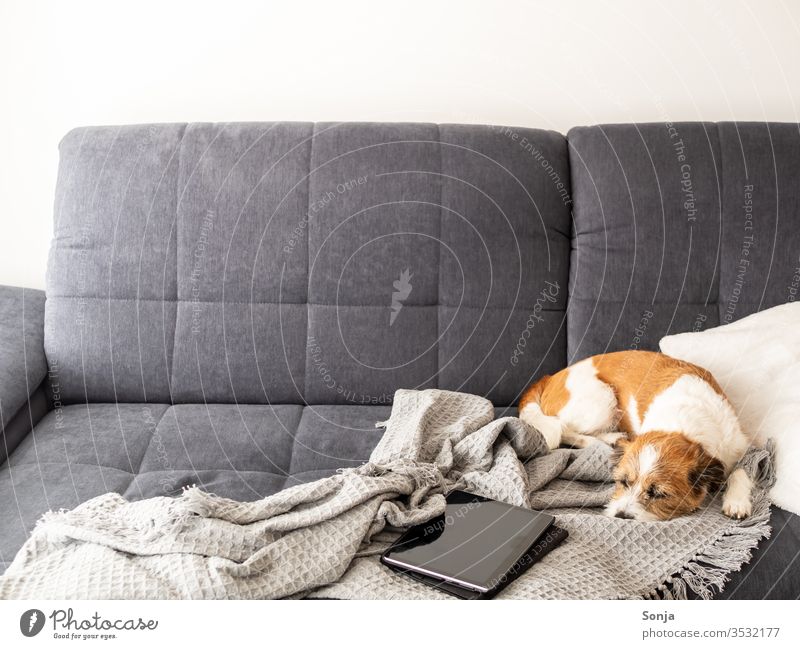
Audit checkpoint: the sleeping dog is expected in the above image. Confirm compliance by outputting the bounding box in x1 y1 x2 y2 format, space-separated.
518 350 754 521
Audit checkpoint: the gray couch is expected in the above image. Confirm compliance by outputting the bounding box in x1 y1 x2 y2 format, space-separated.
1 122 798 598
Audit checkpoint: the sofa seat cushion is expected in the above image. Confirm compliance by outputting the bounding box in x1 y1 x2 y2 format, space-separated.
6 402 790 598
0 402 397 572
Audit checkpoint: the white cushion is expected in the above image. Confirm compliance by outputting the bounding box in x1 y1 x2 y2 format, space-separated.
659 302 800 514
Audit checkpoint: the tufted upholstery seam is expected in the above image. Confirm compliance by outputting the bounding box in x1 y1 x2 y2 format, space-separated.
436 124 443 389
122 405 172 498
168 124 189 401
302 124 315 403
46 123 574 406
568 297 720 305
126 467 312 480
714 121 725 325
46 295 568 310
282 468 344 488
47 296 307 304
279 407 304 488
8 461 136 475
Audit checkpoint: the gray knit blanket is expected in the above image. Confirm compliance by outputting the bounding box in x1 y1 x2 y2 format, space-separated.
0 389 773 600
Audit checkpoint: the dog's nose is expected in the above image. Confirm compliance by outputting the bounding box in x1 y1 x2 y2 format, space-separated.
614 511 634 520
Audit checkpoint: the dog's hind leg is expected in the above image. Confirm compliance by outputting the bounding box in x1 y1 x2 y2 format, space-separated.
556 360 620 445
561 430 604 448
519 401 564 450
519 358 621 450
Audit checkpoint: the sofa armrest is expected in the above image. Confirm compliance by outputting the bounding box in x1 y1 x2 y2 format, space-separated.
0 285 48 463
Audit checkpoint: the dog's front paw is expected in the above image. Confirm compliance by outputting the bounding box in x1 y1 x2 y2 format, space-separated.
722 496 752 520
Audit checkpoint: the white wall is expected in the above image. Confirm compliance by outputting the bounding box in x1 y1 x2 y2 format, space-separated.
2 0 799 289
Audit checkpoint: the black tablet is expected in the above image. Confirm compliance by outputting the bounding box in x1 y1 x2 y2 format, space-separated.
381 491 559 595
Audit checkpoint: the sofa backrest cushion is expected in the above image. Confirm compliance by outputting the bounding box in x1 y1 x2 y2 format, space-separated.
46 122 571 406
566 122 800 362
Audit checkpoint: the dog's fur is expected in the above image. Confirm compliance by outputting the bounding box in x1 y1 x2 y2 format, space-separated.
518 350 754 521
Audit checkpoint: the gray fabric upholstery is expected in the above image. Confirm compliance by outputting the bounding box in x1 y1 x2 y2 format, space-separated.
697 506 800 600
0 399 517 574
47 123 570 408
567 122 800 361
0 404 152 570
2 121 798 597
0 386 49 468
46 124 184 404
0 402 391 570
564 122 800 599
0 286 47 461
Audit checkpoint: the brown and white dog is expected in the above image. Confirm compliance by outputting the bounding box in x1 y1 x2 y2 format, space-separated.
518 350 753 521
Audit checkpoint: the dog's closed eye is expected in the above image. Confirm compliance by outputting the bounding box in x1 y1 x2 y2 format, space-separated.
646 486 667 499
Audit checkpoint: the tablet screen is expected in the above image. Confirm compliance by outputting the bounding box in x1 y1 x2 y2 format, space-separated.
383 491 554 591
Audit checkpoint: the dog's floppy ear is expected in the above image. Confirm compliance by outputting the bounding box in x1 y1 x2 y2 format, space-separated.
691 455 726 493
609 437 630 466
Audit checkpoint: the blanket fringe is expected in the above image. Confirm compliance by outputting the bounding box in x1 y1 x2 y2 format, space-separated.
34 486 203 544
180 484 223 518
647 441 775 600
349 459 446 492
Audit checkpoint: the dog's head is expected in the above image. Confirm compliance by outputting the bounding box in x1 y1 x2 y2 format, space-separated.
605 431 725 521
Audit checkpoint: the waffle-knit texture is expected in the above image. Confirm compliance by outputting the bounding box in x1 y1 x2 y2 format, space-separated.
0 389 772 599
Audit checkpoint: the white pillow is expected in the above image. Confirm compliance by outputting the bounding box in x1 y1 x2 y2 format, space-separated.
659 302 800 515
